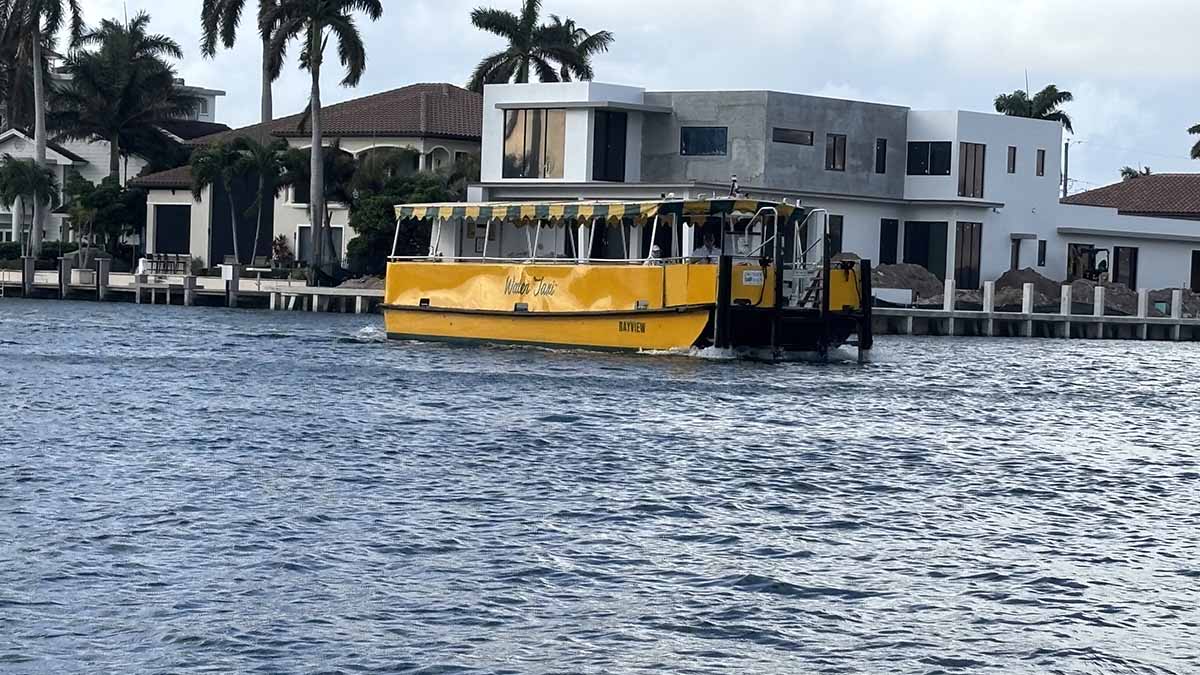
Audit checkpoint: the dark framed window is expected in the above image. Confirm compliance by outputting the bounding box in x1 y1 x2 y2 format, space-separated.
1007 146 1017 174
875 139 887 174
879 218 898 265
958 142 986 198
825 133 846 171
903 221 949 280
1037 240 1047 267
954 221 982 290
503 108 566 178
680 127 727 156
906 141 952 176
772 127 813 146
827 215 844 255
1113 246 1139 289
1036 148 1046 177
592 110 627 182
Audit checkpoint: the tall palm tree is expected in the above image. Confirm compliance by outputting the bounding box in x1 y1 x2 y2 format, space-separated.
51 11 197 178
466 0 588 92
191 140 252 264
0 4 53 132
200 0 282 123
262 0 383 281
544 13 612 82
232 136 287 262
8 0 82 254
1189 124 1200 160
0 152 58 256
994 84 1074 133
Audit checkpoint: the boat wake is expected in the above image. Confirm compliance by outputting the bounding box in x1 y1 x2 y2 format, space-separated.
341 325 388 344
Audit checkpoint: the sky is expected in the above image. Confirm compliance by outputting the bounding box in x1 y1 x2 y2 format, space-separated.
83 0 1200 193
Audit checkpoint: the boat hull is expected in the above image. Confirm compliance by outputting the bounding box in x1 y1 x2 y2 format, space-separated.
383 306 712 352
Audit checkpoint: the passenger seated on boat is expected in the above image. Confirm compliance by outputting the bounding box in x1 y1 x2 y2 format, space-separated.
643 244 664 266
691 231 722 263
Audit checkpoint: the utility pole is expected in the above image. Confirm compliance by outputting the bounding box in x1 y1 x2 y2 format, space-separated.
1062 140 1069 198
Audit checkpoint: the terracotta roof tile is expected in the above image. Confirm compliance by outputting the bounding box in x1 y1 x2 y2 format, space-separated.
1062 174 1200 217
129 165 192 189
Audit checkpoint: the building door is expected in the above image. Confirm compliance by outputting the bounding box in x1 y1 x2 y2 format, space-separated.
879 219 898 265
954 222 982 290
1010 239 1021 271
1112 246 1139 289
1192 251 1200 292
154 205 191 254
903 221 948 280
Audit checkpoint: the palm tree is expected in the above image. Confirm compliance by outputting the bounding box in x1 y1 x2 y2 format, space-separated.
0 4 53 132
1120 165 1151 181
232 136 287 263
0 152 58 256
466 0 588 92
1189 124 1200 160
200 0 282 123
544 13 612 82
51 11 197 178
262 0 383 281
8 0 82 254
191 140 252 264
994 84 1074 133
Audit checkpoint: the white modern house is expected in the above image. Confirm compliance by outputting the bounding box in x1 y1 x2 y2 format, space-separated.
471 81 1200 293
133 83 482 266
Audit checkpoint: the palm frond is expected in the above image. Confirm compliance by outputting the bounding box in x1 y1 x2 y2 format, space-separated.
470 7 521 39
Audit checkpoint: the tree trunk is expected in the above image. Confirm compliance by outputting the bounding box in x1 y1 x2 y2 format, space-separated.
251 174 266 264
109 134 121 179
261 37 273 123
308 24 325 282
228 184 242 265
30 33 46 255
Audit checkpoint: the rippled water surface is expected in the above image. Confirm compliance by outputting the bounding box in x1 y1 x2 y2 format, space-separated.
2 299 1198 674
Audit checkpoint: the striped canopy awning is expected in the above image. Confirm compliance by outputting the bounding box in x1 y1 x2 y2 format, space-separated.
394 198 802 226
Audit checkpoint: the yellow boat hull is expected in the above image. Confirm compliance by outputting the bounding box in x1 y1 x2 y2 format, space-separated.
383 306 712 352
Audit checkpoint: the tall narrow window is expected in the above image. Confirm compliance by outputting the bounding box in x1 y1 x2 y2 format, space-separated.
874 139 887 174
592 110 628 182
827 215 844 254
1007 146 1017 174
502 108 566 178
1036 148 1046 177
958 142 986 198
680 127 727 156
906 141 952 176
1037 240 1047 267
954 222 982 290
825 133 846 171
1113 246 1139 289
879 219 899 265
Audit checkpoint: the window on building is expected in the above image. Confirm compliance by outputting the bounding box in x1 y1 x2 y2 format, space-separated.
1036 148 1046 177
1037 239 1047 267
503 108 566 178
592 110 628 182
875 139 887 174
903 221 949 280
772 128 813 146
1113 246 1139 289
879 218 898 265
200 98 208 115
906 141 952 176
680 127 728 156
954 222 983 290
1007 146 1017 174
958 142 986 198
825 133 846 171
826 215 844 255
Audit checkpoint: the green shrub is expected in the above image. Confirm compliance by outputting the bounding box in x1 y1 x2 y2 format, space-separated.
0 242 19 259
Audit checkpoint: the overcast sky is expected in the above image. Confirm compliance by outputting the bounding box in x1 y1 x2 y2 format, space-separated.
84 0 1200 193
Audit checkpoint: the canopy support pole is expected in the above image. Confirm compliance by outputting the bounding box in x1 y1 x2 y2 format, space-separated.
481 219 491 260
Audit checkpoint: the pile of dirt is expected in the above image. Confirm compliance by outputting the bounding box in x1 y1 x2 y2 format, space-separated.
338 276 385 290
872 263 943 299
996 268 1061 300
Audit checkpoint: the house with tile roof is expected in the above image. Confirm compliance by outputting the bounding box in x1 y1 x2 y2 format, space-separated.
130 83 482 267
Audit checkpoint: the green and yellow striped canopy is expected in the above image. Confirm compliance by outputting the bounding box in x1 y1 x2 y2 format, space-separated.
394 198 802 226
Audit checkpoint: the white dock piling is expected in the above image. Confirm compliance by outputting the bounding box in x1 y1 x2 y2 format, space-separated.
1022 283 1034 336
1060 285 1072 338
983 281 995 336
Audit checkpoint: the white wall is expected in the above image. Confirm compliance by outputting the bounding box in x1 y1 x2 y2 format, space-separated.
145 186 211 265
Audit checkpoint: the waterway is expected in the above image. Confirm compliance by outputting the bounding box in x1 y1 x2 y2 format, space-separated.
1 299 1197 673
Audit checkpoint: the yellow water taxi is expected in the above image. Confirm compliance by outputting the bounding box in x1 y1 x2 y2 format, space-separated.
383 198 873 359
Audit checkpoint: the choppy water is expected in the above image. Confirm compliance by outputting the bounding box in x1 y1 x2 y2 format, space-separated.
1 299 1198 674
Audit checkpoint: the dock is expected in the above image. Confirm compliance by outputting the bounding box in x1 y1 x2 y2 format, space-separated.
875 279 1200 341
0 260 383 314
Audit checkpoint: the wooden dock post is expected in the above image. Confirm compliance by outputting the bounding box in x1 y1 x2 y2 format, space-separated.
97 258 110 301
982 281 995 337
1092 286 1105 338
135 274 146 304
21 256 34 297
1022 283 1034 337
1060 285 1072 338
183 276 197 306
1137 289 1149 340
1172 289 1184 340
222 264 241 308
58 257 72 298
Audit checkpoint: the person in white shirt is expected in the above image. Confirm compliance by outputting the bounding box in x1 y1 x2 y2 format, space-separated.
691 231 722 262
643 244 664 266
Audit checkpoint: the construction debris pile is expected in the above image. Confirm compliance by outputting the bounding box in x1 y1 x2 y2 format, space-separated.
873 264 1200 317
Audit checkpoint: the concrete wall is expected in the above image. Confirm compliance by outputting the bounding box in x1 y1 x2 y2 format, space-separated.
146 186 211 264
641 91 769 186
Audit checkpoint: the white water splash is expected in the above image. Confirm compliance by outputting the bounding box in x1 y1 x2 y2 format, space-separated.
349 325 387 343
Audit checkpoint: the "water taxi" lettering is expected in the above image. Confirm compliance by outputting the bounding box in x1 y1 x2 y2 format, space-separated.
504 276 557 297
618 320 646 334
